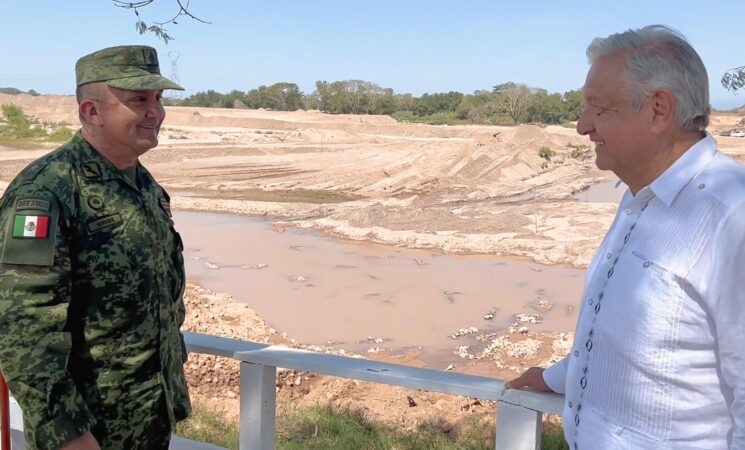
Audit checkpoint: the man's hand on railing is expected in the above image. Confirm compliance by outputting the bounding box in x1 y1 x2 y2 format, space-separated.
505 367 553 392
58 431 101 450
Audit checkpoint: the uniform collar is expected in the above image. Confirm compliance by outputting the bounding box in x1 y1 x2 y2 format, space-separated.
70 132 141 189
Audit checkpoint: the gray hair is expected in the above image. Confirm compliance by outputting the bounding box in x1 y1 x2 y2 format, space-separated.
586 25 709 132
76 82 105 125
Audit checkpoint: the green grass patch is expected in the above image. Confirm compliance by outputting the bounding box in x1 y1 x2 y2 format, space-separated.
175 404 568 450
0 136 49 149
48 127 75 142
0 104 76 146
390 111 466 126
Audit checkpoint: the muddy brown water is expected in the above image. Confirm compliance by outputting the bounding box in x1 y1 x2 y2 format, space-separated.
575 175 626 203
175 212 584 360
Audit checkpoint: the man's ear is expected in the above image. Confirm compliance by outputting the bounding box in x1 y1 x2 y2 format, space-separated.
650 89 676 134
79 99 101 126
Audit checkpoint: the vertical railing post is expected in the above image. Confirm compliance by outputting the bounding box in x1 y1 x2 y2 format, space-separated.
495 401 542 450
240 361 276 450
0 372 9 450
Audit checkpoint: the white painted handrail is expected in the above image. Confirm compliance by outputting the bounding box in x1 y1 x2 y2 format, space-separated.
3 332 565 449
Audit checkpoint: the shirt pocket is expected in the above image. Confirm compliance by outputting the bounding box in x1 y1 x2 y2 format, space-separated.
586 249 684 442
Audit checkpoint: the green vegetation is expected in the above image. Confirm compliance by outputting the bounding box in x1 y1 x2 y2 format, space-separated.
0 104 74 146
175 405 568 450
0 104 46 139
172 79 585 126
48 126 75 142
566 142 592 160
538 146 554 160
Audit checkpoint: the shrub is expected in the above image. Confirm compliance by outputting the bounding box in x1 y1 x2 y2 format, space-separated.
538 146 553 160
390 110 417 123
567 142 592 160
0 104 47 138
48 127 75 142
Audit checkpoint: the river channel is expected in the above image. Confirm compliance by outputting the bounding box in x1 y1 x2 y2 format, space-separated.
175 212 586 358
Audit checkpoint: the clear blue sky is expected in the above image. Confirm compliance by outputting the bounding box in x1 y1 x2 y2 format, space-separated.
2 1 744 108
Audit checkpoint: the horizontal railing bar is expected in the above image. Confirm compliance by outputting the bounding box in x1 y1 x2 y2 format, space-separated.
500 387 564 415
236 346 506 401
184 331 269 358
182 333 565 415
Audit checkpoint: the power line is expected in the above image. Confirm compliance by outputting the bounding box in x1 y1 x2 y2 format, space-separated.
168 51 183 99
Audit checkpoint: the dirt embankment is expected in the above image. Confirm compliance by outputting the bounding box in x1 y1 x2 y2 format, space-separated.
0 93 622 267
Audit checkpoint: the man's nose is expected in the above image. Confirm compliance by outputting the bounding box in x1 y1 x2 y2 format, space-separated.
144 101 163 119
576 109 593 136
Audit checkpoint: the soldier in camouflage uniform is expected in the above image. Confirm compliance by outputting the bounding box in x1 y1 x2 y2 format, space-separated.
0 46 190 450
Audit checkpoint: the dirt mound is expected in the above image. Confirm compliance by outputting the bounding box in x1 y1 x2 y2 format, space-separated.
0 93 77 124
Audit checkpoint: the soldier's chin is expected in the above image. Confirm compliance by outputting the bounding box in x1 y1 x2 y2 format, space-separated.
135 137 159 153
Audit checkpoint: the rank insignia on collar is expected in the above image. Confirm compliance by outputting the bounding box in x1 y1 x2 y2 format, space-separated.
82 162 102 179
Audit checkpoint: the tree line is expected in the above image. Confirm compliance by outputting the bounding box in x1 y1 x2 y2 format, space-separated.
175 81 585 126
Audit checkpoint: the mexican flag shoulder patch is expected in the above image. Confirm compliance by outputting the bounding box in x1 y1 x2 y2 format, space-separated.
12 215 50 239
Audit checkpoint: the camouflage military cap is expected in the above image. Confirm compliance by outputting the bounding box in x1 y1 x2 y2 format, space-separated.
75 45 184 91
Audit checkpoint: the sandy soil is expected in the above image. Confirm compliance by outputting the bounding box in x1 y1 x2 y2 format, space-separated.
2 93 744 267
1 93 744 431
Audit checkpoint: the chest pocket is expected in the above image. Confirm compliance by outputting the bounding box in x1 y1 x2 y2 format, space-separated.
584 249 684 442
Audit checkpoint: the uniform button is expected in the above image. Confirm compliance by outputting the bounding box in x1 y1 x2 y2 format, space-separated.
606 253 612 260
624 208 632 215
574 350 579 357
698 183 706 189
643 261 651 268
568 401 573 408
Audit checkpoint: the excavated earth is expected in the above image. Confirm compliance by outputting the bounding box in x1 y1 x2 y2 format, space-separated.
2 93 744 434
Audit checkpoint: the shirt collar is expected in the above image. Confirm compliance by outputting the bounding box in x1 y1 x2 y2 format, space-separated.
69 132 142 190
647 133 717 207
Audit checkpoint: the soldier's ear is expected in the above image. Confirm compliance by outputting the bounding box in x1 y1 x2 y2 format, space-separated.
79 99 102 126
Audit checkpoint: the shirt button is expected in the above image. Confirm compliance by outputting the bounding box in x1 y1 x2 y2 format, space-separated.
588 298 594 305
606 253 612 260
574 350 579 357
568 401 573 408
698 183 706 189
643 261 651 268
624 208 632 215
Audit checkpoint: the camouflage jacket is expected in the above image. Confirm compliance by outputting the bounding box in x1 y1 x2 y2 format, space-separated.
0 133 190 450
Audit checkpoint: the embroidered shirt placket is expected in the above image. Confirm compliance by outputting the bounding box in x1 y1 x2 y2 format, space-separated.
572 200 650 450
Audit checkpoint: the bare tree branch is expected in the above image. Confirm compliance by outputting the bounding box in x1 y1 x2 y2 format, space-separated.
722 66 745 93
495 83 533 125
112 0 210 43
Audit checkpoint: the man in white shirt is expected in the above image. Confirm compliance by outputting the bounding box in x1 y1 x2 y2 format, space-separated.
506 25 745 449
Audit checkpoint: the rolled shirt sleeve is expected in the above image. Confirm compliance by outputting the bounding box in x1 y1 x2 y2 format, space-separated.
542 357 568 394
0 187 95 450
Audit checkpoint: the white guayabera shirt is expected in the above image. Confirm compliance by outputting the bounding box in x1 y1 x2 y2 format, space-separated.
543 135 745 450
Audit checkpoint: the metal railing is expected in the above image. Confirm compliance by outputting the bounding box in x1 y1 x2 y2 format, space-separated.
0 332 565 450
